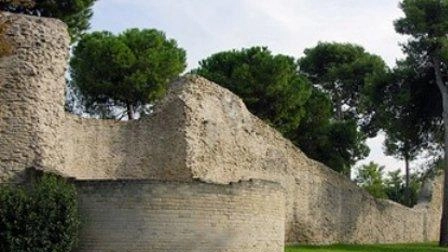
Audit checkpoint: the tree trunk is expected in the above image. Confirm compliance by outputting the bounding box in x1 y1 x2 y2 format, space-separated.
126 102 134 120
404 155 410 206
334 96 351 178
333 92 351 178
335 96 343 121
439 91 448 246
433 56 448 246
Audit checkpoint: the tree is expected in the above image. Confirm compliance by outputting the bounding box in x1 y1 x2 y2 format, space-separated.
373 62 431 205
0 0 97 42
70 29 187 119
194 47 312 134
299 42 388 128
365 55 443 205
394 0 448 245
355 162 388 199
298 42 386 176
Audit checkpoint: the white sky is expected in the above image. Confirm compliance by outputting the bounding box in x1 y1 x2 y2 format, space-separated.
90 0 420 175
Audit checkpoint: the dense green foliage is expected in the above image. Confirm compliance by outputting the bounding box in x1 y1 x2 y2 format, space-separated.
285 243 448 252
296 42 387 175
194 47 311 134
380 65 431 161
290 89 335 167
395 0 448 39
70 29 187 119
299 42 388 129
0 0 97 42
299 42 387 176
0 174 79 251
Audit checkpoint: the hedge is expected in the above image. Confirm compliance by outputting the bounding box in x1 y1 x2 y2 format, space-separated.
0 174 79 251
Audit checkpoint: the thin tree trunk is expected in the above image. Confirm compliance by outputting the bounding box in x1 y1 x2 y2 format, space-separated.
335 96 343 121
336 104 343 121
335 102 348 177
126 102 134 120
433 56 448 246
334 95 351 178
404 155 410 206
440 93 448 246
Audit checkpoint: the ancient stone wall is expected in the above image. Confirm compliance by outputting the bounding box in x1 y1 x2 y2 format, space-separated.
415 175 443 241
75 179 285 252
173 76 443 244
0 12 69 183
62 100 190 181
60 76 443 245
0 12 443 247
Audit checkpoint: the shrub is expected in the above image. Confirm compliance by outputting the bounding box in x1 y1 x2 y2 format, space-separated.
0 174 79 251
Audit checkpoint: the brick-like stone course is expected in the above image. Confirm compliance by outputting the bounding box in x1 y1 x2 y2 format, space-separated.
75 179 285 252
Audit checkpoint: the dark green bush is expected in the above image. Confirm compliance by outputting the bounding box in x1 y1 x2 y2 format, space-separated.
0 174 79 251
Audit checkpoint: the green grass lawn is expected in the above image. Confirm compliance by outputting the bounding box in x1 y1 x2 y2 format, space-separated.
285 243 448 252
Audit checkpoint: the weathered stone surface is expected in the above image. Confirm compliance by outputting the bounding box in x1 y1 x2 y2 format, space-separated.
57 77 447 245
75 179 285 252
0 12 443 247
0 12 69 183
62 95 190 181
60 76 443 244
165 76 443 244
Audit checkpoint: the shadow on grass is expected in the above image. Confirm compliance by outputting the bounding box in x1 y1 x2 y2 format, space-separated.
286 243 448 252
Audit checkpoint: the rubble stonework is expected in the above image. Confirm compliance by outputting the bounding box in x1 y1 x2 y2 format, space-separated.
0 12 69 182
0 12 443 249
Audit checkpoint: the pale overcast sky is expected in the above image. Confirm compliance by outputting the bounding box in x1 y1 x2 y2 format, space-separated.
90 0 419 175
